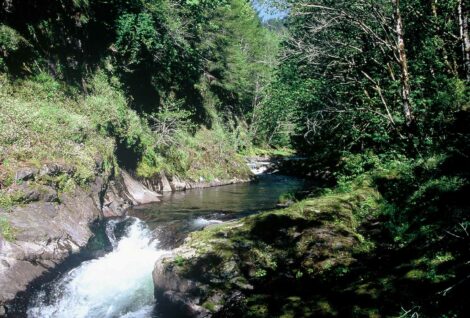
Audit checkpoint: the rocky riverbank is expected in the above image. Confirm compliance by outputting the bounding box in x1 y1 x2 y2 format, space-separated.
0 162 251 316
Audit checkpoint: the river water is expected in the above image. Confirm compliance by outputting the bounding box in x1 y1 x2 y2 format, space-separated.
11 174 304 318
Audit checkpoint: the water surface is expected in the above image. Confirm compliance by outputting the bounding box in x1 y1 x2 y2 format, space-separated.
15 174 304 318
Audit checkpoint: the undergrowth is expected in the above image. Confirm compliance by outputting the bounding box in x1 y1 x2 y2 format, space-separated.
0 71 251 195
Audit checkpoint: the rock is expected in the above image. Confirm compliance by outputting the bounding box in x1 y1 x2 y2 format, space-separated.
153 240 245 317
0 305 6 316
38 163 74 177
158 290 209 318
101 179 132 217
121 171 161 205
1 165 250 310
153 253 210 318
14 167 38 182
151 186 379 316
160 173 173 192
14 184 58 203
0 174 132 307
170 176 188 191
41 188 59 202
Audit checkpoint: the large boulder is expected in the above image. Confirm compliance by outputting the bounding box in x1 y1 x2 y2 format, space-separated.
121 171 161 205
152 187 381 317
0 183 103 309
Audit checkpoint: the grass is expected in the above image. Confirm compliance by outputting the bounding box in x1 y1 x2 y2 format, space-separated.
168 127 250 181
0 71 253 211
0 73 116 186
0 189 25 210
240 145 296 158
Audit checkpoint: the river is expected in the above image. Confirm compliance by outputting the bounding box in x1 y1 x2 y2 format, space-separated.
9 174 304 318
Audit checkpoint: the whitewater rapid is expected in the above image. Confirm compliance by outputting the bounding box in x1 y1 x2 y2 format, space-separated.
27 218 167 318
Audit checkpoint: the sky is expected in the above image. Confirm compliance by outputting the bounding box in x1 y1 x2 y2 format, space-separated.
252 1 287 22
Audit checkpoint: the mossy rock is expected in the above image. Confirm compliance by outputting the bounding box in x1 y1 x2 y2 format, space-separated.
153 185 382 317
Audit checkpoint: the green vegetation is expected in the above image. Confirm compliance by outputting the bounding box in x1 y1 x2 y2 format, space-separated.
0 0 272 193
159 0 467 316
167 182 382 316
0 217 16 241
252 1 468 315
0 189 25 211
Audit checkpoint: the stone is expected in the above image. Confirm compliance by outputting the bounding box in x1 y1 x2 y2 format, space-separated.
121 171 161 205
1 166 249 310
170 176 188 191
160 173 173 192
0 174 132 307
14 167 38 182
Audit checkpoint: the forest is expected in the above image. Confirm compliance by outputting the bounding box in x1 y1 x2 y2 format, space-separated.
0 0 469 317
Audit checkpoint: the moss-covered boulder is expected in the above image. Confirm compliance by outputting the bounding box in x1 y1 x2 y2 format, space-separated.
152 186 381 317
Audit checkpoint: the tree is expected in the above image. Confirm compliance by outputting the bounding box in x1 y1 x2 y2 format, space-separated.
392 0 414 130
259 0 466 158
458 0 470 80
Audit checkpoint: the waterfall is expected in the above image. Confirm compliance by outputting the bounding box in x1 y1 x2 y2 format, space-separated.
27 219 167 318
105 219 121 249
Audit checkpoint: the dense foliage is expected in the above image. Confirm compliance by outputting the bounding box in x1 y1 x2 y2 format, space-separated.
0 0 279 176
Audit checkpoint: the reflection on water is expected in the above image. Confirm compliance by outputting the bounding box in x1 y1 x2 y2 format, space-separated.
130 174 304 226
129 174 304 248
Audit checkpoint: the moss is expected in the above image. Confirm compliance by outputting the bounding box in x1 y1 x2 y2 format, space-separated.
0 189 26 210
247 303 269 317
174 255 186 267
405 269 427 280
0 217 17 241
166 183 383 316
202 301 216 312
316 300 337 316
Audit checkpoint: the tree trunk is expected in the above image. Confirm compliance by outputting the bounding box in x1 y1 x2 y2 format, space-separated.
392 0 414 130
432 0 458 76
458 0 470 81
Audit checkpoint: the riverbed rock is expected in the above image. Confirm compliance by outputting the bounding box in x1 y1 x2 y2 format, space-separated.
0 183 103 307
143 173 253 194
14 167 38 182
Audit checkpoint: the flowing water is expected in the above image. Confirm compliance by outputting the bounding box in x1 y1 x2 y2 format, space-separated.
27 219 165 318
12 174 305 318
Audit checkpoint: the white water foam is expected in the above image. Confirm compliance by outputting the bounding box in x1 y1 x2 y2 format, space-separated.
247 161 271 175
27 219 167 318
192 217 223 229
